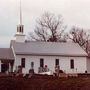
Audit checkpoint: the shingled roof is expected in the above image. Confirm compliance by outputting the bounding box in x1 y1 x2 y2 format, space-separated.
0 48 14 60
11 41 88 57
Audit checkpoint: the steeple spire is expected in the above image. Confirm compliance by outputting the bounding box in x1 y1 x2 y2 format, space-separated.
20 0 22 25
17 0 24 34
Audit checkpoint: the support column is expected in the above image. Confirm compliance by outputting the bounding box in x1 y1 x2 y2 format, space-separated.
9 63 11 73
0 60 1 72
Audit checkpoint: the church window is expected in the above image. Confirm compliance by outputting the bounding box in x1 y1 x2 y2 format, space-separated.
55 59 59 66
70 59 74 69
21 58 25 68
40 58 44 67
31 62 34 69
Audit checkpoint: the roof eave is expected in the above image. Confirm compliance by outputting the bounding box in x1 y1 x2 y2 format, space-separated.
16 53 88 57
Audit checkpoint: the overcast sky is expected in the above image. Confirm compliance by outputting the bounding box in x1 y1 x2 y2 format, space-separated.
0 0 90 47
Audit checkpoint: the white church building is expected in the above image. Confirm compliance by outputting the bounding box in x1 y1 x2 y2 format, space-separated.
0 1 89 74
0 23 89 74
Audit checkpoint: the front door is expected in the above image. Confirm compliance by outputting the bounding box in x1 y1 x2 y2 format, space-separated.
1 63 9 73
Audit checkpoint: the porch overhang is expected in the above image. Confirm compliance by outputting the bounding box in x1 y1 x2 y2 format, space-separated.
0 59 14 63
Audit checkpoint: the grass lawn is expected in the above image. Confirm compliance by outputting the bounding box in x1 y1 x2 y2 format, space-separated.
0 75 90 90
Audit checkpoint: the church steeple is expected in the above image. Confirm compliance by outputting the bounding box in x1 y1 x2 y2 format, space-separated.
17 0 24 34
15 0 25 42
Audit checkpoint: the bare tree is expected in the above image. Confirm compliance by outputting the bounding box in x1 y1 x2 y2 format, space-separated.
28 12 66 42
68 26 90 53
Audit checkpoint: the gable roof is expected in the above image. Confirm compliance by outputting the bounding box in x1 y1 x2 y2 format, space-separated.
0 48 14 60
11 41 88 57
